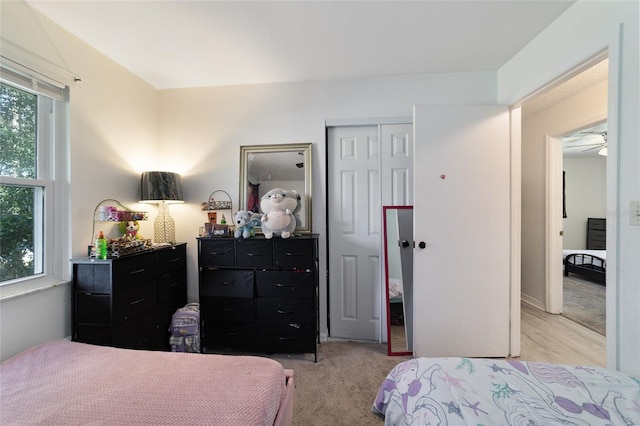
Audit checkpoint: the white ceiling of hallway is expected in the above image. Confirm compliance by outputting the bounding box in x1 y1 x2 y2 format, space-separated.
25 0 575 90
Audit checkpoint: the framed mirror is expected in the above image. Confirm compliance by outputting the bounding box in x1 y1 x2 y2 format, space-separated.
383 206 413 356
239 143 313 234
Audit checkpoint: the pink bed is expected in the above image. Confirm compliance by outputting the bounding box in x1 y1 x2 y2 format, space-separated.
0 341 294 425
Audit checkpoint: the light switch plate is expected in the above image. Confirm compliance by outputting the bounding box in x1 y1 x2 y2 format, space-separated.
631 200 640 226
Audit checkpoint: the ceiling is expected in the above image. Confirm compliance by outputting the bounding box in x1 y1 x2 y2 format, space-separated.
26 1 604 157
25 0 575 90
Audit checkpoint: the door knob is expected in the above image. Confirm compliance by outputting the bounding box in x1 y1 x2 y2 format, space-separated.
401 240 410 248
418 241 426 249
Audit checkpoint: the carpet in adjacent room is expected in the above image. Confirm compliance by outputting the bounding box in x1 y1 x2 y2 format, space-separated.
562 276 605 336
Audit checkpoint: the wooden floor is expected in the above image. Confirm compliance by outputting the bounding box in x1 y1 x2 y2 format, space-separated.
518 302 606 366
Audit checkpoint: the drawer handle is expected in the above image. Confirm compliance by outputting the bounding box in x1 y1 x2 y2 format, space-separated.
167 258 180 263
209 249 231 255
283 252 302 257
277 309 294 315
130 298 145 305
222 308 236 312
221 281 233 286
168 281 182 288
129 268 145 275
276 283 293 288
277 336 295 341
246 252 262 257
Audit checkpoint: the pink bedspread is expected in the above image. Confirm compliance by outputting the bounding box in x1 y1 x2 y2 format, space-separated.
0 341 293 425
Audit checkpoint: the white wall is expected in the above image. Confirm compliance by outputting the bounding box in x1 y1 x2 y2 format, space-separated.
500 0 640 375
563 156 607 249
1 1 159 360
157 72 498 339
520 79 607 305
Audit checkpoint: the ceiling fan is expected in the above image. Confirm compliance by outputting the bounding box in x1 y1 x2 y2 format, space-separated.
579 131 607 154
563 131 607 155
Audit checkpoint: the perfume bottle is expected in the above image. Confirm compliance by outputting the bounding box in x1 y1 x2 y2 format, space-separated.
95 231 108 260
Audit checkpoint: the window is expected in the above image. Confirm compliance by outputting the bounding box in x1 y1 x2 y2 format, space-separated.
0 67 69 290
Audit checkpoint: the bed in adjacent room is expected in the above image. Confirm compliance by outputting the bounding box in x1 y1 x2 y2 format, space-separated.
0 341 294 426
563 249 606 284
373 357 640 425
388 277 404 324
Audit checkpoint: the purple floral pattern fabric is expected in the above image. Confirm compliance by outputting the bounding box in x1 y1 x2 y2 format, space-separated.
373 357 640 425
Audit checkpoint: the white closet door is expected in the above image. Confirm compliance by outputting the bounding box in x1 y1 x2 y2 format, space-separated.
328 123 413 341
328 125 380 340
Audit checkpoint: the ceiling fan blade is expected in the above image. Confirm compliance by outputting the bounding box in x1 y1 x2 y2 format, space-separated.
572 142 604 148
583 144 605 152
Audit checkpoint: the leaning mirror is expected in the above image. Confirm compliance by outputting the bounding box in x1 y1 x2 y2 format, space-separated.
383 206 413 356
239 143 313 234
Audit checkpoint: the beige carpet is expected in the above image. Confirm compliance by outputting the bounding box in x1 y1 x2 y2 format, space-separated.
562 276 606 335
268 341 410 425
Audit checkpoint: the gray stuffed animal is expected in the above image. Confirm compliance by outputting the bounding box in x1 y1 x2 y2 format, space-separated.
260 188 300 239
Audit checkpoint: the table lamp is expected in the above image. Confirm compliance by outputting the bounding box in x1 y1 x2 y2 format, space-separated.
140 171 184 244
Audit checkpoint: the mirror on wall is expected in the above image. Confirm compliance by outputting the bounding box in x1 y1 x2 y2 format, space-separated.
239 143 313 234
383 205 413 356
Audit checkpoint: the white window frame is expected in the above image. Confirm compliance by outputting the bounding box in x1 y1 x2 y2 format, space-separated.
0 68 71 299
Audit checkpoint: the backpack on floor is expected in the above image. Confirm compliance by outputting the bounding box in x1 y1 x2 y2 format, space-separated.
169 334 200 353
170 302 200 338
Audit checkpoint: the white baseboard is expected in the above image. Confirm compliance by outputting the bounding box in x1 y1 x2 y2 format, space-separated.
521 293 545 311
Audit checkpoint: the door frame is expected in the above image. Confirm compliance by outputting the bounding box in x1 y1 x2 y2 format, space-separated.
545 114 607 314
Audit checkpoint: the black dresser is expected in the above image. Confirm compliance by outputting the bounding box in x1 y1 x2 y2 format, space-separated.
71 243 187 350
198 236 318 361
587 218 606 250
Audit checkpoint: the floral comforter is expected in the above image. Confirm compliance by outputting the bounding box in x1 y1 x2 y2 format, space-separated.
373 357 640 425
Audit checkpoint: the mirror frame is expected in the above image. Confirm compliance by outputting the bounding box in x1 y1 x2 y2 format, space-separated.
383 205 413 356
239 143 313 234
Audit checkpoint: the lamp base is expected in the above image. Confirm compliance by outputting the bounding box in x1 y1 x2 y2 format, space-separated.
154 201 176 244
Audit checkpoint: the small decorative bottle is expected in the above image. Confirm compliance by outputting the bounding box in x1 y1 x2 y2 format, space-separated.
95 231 108 260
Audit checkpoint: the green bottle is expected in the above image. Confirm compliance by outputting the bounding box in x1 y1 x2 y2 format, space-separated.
95 231 108 260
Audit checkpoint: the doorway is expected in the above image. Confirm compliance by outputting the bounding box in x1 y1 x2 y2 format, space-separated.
559 121 607 336
520 56 608 352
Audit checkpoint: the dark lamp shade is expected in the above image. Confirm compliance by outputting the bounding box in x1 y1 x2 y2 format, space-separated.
140 171 184 203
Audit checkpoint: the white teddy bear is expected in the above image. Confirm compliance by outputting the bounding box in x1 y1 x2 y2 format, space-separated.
260 188 300 239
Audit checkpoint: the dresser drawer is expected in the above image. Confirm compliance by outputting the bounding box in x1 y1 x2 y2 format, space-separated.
587 239 606 250
588 229 606 241
588 218 606 230
275 239 315 269
200 269 254 298
236 239 273 268
112 254 156 293
258 323 315 353
255 271 315 298
74 324 112 346
203 322 257 351
257 298 315 324
113 309 158 349
199 239 235 267
74 263 111 294
113 280 157 324
157 269 187 305
75 293 110 324
157 244 186 276
201 297 255 323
